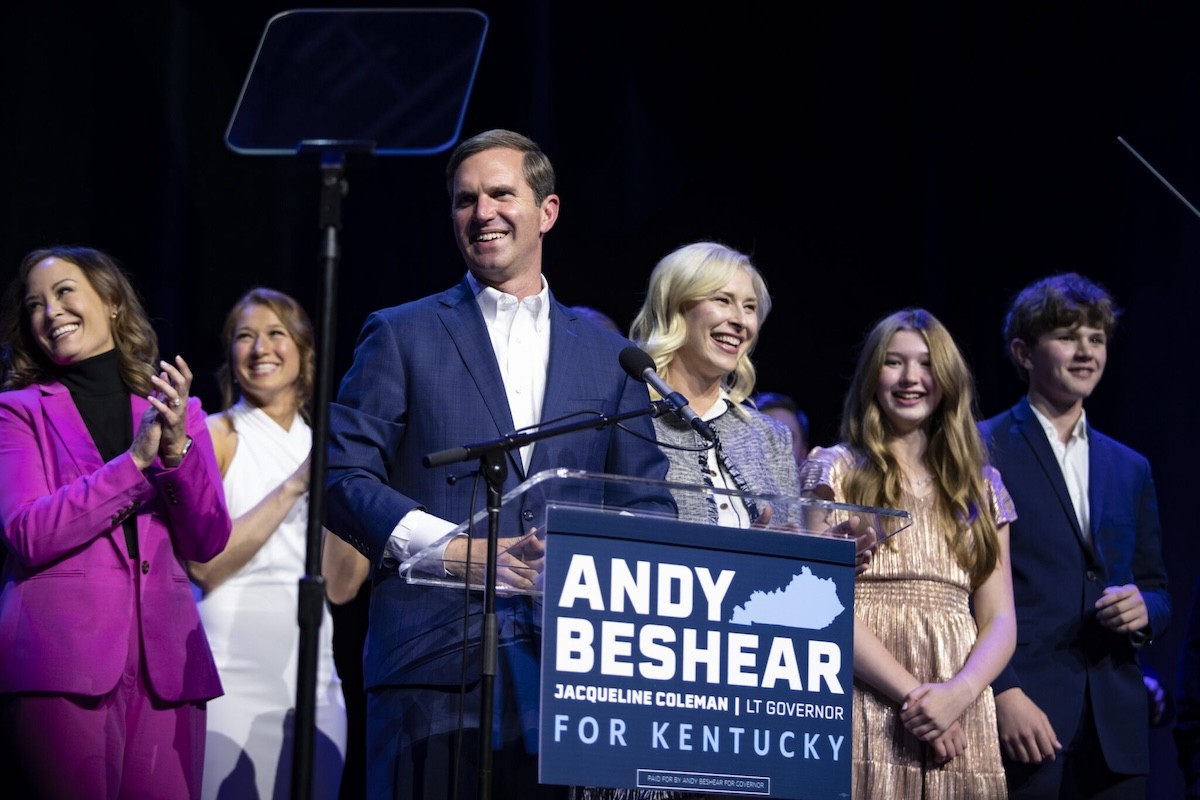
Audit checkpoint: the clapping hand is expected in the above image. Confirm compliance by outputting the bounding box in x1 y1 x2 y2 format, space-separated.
129 405 163 471
149 355 193 466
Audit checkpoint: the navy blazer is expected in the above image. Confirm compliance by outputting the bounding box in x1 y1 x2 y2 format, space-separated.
324 278 671 687
980 397 1169 775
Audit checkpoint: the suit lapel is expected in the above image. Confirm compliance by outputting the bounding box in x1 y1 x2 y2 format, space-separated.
41 383 105 474
127 395 152 562
42 382 143 562
531 300 577 477
1013 398 1098 562
437 279 524 480
1086 429 1111 573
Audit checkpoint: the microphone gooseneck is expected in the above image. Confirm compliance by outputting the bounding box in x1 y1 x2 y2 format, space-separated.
619 346 717 442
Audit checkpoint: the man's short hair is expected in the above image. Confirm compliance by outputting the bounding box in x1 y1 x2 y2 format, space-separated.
1002 272 1121 381
445 128 556 206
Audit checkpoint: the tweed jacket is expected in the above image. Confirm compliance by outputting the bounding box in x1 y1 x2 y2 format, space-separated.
653 399 800 525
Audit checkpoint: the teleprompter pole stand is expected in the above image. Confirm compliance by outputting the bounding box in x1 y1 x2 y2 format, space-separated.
221 12 491 800
292 145 365 800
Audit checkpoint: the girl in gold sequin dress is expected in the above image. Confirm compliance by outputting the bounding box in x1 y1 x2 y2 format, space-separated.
799 308 1017 799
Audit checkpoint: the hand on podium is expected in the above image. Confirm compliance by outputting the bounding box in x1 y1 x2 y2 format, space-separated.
443 530 545 592
832 514 879 575
750 502 789 531
761 504 879 574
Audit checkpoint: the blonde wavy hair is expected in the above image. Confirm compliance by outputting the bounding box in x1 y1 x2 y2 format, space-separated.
840 308 1000 587
629 241 771 406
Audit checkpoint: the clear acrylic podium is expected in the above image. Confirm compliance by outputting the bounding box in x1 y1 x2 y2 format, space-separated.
400 469 910 798
399 468 912 593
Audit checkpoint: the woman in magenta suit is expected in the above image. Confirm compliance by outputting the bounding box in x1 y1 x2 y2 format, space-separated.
0 246 231 798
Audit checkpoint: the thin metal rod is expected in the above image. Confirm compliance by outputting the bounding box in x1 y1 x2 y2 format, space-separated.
293 152 346 800
1117 135 1200 221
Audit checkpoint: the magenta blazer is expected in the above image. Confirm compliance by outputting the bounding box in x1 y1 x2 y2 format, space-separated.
0 380 231 703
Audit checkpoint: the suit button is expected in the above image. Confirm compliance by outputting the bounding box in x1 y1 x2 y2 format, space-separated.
1086 570 1098 582
141 561 150 574
522 510 534 522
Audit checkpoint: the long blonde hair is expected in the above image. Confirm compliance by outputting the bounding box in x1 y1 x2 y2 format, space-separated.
840 308 1000 586
629 241 771 405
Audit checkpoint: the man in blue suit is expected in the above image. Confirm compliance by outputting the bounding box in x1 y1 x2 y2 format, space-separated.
980 273 1169 798
323 129 671 800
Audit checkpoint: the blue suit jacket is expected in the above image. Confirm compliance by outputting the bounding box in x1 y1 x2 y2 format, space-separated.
324 278 671 688
980 397 1169 775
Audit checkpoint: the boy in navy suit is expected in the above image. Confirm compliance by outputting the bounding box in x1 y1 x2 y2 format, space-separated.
980 273 1169 798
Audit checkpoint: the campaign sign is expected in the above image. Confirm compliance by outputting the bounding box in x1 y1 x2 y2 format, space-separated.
539 506 855 799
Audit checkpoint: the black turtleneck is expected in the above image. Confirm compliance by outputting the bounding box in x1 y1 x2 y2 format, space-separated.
56 348 138 558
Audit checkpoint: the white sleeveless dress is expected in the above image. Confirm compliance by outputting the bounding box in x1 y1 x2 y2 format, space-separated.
198 401 346 799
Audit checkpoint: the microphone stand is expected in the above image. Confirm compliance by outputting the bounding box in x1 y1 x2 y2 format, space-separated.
422 401 672 800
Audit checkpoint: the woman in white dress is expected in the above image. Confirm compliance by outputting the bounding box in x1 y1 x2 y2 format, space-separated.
188 287 368 799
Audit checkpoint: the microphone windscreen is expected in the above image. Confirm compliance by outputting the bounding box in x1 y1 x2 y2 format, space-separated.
618 346 656 381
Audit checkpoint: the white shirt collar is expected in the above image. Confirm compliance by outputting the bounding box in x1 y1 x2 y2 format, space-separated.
700 391 734 421
1029 401 1088 444
466 272 550 331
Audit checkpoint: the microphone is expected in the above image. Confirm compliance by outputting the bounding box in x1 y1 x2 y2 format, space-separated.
619 346 717 442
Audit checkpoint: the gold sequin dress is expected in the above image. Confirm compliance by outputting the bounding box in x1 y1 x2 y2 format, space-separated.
800 445 1016 800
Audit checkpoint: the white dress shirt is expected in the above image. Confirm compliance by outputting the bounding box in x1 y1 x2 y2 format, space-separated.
1030 402 1090 540
700 395 753 528
385 274 552 567
474 274 551 472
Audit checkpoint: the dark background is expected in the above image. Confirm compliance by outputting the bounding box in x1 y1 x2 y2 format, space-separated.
3 2 1198 797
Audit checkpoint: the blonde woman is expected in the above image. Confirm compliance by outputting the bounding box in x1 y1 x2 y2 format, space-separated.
629 241 798 527
572 242 800 800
